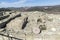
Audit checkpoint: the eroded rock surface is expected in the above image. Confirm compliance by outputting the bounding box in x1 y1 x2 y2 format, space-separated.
0 11 60 40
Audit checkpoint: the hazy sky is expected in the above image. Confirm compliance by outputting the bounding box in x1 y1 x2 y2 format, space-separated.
0 0 60 7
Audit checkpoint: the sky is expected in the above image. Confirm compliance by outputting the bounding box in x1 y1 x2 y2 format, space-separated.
0 0 60 7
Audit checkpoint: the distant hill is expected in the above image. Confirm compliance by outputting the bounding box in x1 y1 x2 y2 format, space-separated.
0 5 60 12
0 8 11 12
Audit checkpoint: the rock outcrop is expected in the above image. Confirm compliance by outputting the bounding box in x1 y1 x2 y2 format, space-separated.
0 11 60 40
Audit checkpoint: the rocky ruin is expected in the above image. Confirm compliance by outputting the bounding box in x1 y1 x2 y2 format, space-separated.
0 11 60 40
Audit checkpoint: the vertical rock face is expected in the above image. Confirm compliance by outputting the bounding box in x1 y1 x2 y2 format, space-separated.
0 11 60 40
